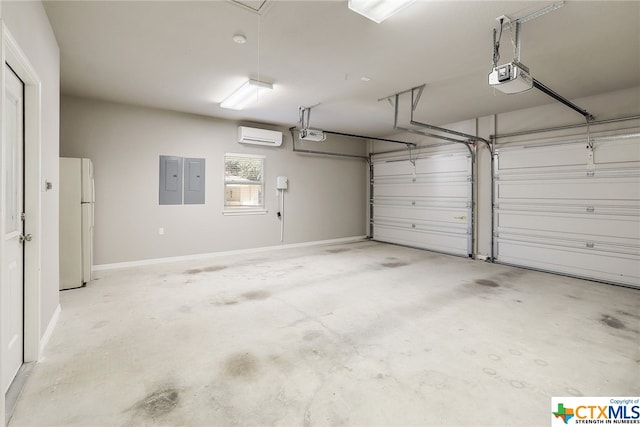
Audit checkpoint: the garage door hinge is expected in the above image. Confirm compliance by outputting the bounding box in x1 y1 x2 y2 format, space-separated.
586 242 595 249
586 170 595 177
20 212 26 222
586 206 595 213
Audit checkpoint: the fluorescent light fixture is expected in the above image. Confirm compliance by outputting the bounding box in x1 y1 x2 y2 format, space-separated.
220 79 273 110
348 0 416 23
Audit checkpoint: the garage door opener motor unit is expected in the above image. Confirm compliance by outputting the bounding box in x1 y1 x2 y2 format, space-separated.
488 61 533 94
298 106 326 142
487 2 593 120
488 12 535 94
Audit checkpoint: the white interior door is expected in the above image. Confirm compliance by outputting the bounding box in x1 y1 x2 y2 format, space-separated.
2 64 25 392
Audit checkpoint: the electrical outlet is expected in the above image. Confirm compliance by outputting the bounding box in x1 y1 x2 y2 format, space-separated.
159 227 165 235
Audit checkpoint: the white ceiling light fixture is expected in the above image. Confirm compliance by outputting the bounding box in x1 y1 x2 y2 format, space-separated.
220 79 273 110
348 0 416 23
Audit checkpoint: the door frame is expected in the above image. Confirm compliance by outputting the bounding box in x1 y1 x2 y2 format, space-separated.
0 21 42 421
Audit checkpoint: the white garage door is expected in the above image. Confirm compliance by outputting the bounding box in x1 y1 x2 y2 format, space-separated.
371 147 472 257
494 133 640 288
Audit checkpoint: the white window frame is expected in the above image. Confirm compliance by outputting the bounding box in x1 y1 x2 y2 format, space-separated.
223 153 266 215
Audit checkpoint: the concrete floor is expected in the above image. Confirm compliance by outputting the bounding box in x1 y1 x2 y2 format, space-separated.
9 241 640 426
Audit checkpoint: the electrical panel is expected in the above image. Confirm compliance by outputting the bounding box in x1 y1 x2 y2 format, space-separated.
184 158 206 205
159 155 205 205
159 155 183 205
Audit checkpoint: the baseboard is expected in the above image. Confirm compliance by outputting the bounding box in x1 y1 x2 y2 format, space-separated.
39 304 60 358
93 236 367 272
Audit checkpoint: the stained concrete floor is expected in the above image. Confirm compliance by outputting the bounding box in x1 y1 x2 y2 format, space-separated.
9 241 640 426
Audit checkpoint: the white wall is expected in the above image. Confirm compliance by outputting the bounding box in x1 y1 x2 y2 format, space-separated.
60 96 367 266
1 0 60 345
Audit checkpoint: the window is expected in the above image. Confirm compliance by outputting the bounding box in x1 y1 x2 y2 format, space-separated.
224 153 265 213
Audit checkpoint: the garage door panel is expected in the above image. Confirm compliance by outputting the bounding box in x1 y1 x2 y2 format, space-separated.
375 218 468 235
375 156 469 176
498 144 587 170
374 161 415 177
375 225 470 257
375 205 469 224
373 175 469 188
374 197 470 209
593 136 640 165
372 151 472 257
494 133 640 288
496 137 640 171
496 211 640 241
496 168 639 181
496 240 639 287
496 231 638 257
496 178 640 201
495 201 640 213
415 156 469 175
374 182 470 199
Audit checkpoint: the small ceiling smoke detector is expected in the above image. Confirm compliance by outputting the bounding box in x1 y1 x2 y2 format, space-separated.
232 34 247 44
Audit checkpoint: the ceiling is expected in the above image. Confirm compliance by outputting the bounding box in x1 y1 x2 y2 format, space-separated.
43 0 640 137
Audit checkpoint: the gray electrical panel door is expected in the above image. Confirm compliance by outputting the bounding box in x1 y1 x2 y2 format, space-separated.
159 155 183 205
184 157 205 205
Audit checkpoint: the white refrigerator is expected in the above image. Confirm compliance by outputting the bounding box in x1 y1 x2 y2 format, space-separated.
59 157 94 290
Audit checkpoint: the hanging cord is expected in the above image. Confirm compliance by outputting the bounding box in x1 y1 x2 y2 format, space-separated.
586 116 593 150
278 188 285 242
407 144 417 177
256 14 262 102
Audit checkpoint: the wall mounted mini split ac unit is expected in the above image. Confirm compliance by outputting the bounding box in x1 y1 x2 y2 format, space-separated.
237 126 283 147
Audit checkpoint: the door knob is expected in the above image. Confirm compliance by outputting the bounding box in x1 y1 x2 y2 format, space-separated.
19 234 32 243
